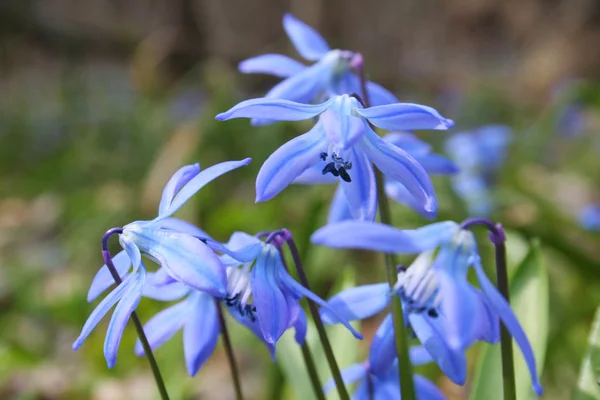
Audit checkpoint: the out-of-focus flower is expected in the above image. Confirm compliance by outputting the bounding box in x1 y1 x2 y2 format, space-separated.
445 125 511 216
239 13 398 125
217 94 453 218
73 159 251 367
312 220 542 395
579 204 600 231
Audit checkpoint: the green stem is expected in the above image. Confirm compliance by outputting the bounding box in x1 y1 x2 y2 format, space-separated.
301 343 327 400
216 301 245 400
282 231 351 400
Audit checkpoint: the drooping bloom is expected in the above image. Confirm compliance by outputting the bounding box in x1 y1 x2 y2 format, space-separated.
73 159 251 367
239 13 398 122
312 220 543 395
294 131 457 222
323 360 446 400
216 94 453 218
445 125 511 216
579 204 600 231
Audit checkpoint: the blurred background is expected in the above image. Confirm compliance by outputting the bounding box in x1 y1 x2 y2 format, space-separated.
1 0 600 399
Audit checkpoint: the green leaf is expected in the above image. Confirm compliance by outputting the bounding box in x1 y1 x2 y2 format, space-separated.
470 239 549 400
573 306 600 400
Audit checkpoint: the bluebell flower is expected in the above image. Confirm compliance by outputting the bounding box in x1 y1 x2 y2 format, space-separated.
295 131 457 222
445 125 511 216
216 94 453 218
210 231 363 348
579 204 600 231
323 356 445 400
239 13 398 123
312 220 543 395
74 159 251 367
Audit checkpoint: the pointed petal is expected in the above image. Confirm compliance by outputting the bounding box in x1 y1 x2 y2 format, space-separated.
384 132 432 156
356 103 454 131
473 257 543 395
226 301 277 358
416 154 458 175
161 159 251 218
369 314 397 376
73 272 137 351
366 81 399 106
150 267 178 286
340 148 377 221
104 267 145 367
158 163 200 216
409 345 434 366
208 232 263 265
293 308 308 345
142 276 189 301
279 266 363 339
361 126 437 215
120 234 141 271
320 283 390 323
256 124 327 202
134 301 187 356
384 180 435 219
414 374 446 400
183 292 220 376
252 246 290 343
323 363 366 394
282 13 330 61
327 184 354 224
311 221 459 254
128 226 226 297
239 54 306 77
88 250 131 302
320 107 365 149
159 217 212 241
472 289 500 344
409 312 467 385
216 97 332 121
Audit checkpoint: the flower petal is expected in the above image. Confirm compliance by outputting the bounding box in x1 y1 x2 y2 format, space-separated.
416 154 458 175
361 126 436 215
161 158 251 218
238 54 306 78
88 250 131 302
366 80 399 106
282 13 330 61
356 103 454 131
134 301 187 356
340 148 377 221
158 163 200 216
414 374 446 400
311 221 459 254
159 217 212 241
472 289 500 344
323 363 366 394
369 314 396 376
104 267 146 367
208 232 264 266
73 272 137 351
327 184 354 224
320 105 365 149
252 246 290 343
256 123 327 202
384 180 435 219
320 283 390 324
226 301 277 359
120 234 142 271
127 226 226 297
183 292 220 376
293 163 338 184
473 257 543 396
216 97 332 122
384 132 432 156
409 345 434 366
293 308 307 345
142 275 189 301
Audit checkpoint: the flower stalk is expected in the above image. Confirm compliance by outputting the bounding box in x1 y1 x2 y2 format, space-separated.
459 217 517 400
355 63 416 400
101 228 170 400
215 300 245 400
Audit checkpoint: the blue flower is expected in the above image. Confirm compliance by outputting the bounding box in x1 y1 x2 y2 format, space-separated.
323 360 445 400
74 159 251 367
239 13 398 124
212 231 363 348
312 220 543 395
579 204 600 231
216 94 453 218
295 131 457 222
445 125 511 216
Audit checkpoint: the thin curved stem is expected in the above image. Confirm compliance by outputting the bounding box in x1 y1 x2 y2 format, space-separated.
216 301 245 400
459 218 516 400
280 229 350 400
354 63 416 399
101 229 170 400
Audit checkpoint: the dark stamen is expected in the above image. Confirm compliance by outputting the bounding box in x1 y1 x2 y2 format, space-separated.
320 152 328 161
322 162 340 176
338 167 351 182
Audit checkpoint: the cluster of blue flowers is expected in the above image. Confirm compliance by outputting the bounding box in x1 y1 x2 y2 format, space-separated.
75 13 543 399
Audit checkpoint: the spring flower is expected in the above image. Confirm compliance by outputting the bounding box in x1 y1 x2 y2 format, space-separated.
73 159 251 367
579 204 600 231
216 94 453 218
239 13 398 122
295 131 457 222
211 231 363 348
312 220 543 395
445 125 511 216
